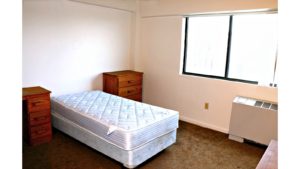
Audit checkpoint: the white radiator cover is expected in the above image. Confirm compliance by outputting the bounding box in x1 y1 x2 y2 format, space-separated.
228 96 278 145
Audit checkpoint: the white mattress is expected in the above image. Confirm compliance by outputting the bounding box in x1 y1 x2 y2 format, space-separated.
51 90 179 150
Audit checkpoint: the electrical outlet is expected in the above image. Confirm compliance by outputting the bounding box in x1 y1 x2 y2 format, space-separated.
204 102 209 110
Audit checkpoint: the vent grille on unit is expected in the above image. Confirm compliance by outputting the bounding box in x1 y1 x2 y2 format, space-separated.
229 96 278 145
234 97 278 110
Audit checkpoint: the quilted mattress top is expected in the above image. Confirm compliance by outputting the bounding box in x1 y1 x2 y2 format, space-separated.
51 90 179 150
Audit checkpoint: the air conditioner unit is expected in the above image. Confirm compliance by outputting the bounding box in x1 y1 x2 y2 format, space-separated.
228 96 278 145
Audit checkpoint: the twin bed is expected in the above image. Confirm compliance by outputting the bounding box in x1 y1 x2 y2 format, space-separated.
51 90 179 168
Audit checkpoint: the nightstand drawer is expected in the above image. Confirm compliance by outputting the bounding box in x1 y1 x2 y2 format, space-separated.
118 86 142 97
103 70 143 102
28 95 50 112
29 111 50 126
30 123 51 139
125 94 142 102
118 75 142 87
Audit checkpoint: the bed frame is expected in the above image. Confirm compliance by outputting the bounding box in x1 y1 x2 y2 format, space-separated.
52 112 177 168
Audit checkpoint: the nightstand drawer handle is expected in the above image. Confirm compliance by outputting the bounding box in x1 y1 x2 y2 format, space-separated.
32 101 44 106
127 80 134 83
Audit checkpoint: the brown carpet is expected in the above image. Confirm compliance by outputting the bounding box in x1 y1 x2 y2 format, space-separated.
23 121 265 169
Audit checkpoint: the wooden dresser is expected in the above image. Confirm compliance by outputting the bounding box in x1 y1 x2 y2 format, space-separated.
22 86 52 146
256 140 278 169
103 70 143 102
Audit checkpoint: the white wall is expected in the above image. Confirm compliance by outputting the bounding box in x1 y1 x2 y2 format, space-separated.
138 0 278 133
71 0 136 12
139 0 277 17
23 0 133 96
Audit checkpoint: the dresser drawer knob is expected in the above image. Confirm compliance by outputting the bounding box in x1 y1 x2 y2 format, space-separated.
35 129 47 135
34 116 47 121
127 80 134 83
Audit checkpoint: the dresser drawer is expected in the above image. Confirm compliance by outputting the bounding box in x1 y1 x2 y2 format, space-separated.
23 86 52 146
30 123 51 139
30 136 52 146
118 75 142 87
118 85 142 97
27 95 50 112
29 111 50 126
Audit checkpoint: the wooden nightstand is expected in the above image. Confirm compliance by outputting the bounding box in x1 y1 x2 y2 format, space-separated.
22 86 52 146
103 70 143 102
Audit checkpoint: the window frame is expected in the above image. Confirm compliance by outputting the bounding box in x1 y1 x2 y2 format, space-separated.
182 12 277 85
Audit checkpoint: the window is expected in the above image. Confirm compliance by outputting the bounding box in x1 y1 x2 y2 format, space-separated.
183 12 278 86
185 16 230 77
